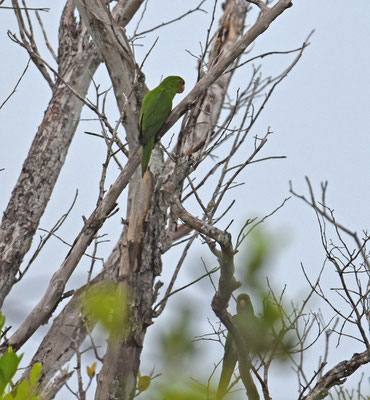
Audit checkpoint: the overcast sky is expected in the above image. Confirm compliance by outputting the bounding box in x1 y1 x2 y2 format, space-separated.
0 1 369 398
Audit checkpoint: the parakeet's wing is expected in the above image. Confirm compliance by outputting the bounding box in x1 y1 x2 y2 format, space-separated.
139 88 173 145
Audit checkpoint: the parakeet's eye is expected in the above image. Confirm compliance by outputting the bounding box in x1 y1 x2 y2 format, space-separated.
178 79 185 93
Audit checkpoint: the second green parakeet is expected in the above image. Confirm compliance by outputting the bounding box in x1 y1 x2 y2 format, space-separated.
139 75 185 177
217 294 259 400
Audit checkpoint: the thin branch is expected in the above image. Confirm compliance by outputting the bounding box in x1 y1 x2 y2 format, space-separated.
35 10 57 61
226 38 312 74
41 370 74 400
236 196 290 249
154 264 219 316
132 0 149 38
0 5 49 11
0 58 30 109
302 351 370 400
133 0 207 37
247 0 270 13
153 235 197 317
10 0 54 88
17 190 79 281
290 177 370 272
139 36 159 69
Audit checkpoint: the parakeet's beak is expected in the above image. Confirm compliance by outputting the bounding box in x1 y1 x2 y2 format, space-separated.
239 299 247 308
178 84 185 93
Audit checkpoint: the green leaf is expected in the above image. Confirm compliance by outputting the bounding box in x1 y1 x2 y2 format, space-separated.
0 312 6 333
3 392 14 400
0 349 22 386
160 307 195 368
14 380 30 400
154 381 208 400
29 363 42 386
0 369 7 398
137 375 151 393
244 228 270 285
82 281 130 341
262 296 280 326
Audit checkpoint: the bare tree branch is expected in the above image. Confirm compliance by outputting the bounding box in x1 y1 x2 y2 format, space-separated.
133 0 207 37
0 58 30 109
302 350 370 400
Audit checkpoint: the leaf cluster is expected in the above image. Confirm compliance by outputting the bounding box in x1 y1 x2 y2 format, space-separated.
0 313 42 400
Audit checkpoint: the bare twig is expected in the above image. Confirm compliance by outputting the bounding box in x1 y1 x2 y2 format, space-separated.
153 235 197 317
133 0 207 37
302 351 370 400
154 264 219 316
41 370 74 400
0 58 30 109
10 0 54 88
17 190 79 281
235 196 290 249
139 36 159 69
247 0 270 14
0 5 49 11
290 177 370 272
35 10 57 61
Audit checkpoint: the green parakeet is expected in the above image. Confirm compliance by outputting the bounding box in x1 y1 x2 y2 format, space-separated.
217 294 258 400
139 75 185 177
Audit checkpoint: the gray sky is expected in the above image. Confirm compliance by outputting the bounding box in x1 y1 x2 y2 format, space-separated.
1 1 369 398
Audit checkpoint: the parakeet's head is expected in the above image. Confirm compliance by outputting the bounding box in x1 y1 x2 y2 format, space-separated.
236 294 254 315
160 76 185 94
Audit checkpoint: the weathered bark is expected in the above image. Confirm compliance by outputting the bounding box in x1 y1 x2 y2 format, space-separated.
0 0 101 307
94 167 167 399
22 238 120 387
4 146 141 352
75 0 145 141
73 2 162 397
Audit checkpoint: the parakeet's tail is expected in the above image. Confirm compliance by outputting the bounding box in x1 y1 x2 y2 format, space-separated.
141 136 155 177
216 361 235 400
217 364 259 400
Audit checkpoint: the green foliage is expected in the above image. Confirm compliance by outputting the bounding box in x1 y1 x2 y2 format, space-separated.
0 348 22 398
137 372 151 394
241 228 273 289
82 281 130 341
13 381 30 400
262 296 295 359
261 296 280 325
28 364 41 387
160 307 195 368
0 312 42 400
149 381 209 400
0 313 5 335
0 361 42 400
